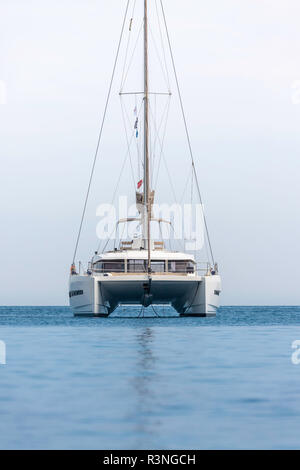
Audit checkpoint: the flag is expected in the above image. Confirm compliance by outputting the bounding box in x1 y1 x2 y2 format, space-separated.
137 179 143 189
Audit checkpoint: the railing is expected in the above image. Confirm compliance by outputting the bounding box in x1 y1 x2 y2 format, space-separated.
93 263 196 275
75 260 214 276
195 262 216 275
120 241 133 250
93 268 126 273
119 240 165 250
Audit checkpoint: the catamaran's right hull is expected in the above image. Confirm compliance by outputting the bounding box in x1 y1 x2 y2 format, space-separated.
69 274 221 317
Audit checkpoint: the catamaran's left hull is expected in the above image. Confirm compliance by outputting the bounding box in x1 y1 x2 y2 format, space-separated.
69 274 221 317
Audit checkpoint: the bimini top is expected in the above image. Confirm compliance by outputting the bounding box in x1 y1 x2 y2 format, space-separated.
94 249 195 262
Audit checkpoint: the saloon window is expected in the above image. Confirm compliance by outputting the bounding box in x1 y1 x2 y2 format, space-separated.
168 261 194 273
127 260 165 273
150 261 165 273
128 260 146 273
93 260 125 273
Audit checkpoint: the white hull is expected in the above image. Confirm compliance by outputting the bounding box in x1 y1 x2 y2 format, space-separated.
68 4 222 318
69 273 221 317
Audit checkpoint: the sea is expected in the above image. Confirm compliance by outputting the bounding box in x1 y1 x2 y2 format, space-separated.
0 306 300 450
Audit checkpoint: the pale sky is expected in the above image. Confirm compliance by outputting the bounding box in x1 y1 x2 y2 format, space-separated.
0 0 300 306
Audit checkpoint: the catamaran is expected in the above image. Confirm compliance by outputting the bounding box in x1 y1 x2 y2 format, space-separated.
69 0 221 317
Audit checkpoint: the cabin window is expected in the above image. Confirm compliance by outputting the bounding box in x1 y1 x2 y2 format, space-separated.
150 261 165 273
127 260 165 273
93 260 125 273
168 261 195 273
128 259 146 273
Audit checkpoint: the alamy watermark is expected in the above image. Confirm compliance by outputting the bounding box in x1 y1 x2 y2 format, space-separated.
96 196 205 251
291 340 300 365
0 340 6 365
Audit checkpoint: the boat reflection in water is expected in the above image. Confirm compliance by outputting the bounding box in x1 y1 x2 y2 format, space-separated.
130 327 161 449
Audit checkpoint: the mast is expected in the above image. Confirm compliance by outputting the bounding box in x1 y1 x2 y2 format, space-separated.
144 0 151 273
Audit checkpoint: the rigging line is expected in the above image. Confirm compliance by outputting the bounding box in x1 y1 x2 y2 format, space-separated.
150 98 157 175
120 97 141 185
178 167 207 258
122 95 144 174
120 0 137 92
191 164 194 206
168 223 173 251
148 100 176 203
113 223 117 250
149 109 153 185
72 0 130 264
121 19 144 93
150 95 171 183
179 166 193 204
149 97 171 190
179 167 209 263
120 96 138 191
101 223 119 255
151 97 171 187
119 221 126 245
148 23 170 91
155 0 171 90
97 173 128 256
97 99 144 254
170 222 186 254
160 0 215 265
159 220 163 240
156 129 177 205
153 97 171 182
152 95 157 184
135 94 141 179
204 239 211 266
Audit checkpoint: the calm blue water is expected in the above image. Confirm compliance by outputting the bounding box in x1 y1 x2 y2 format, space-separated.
0 306 300 450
